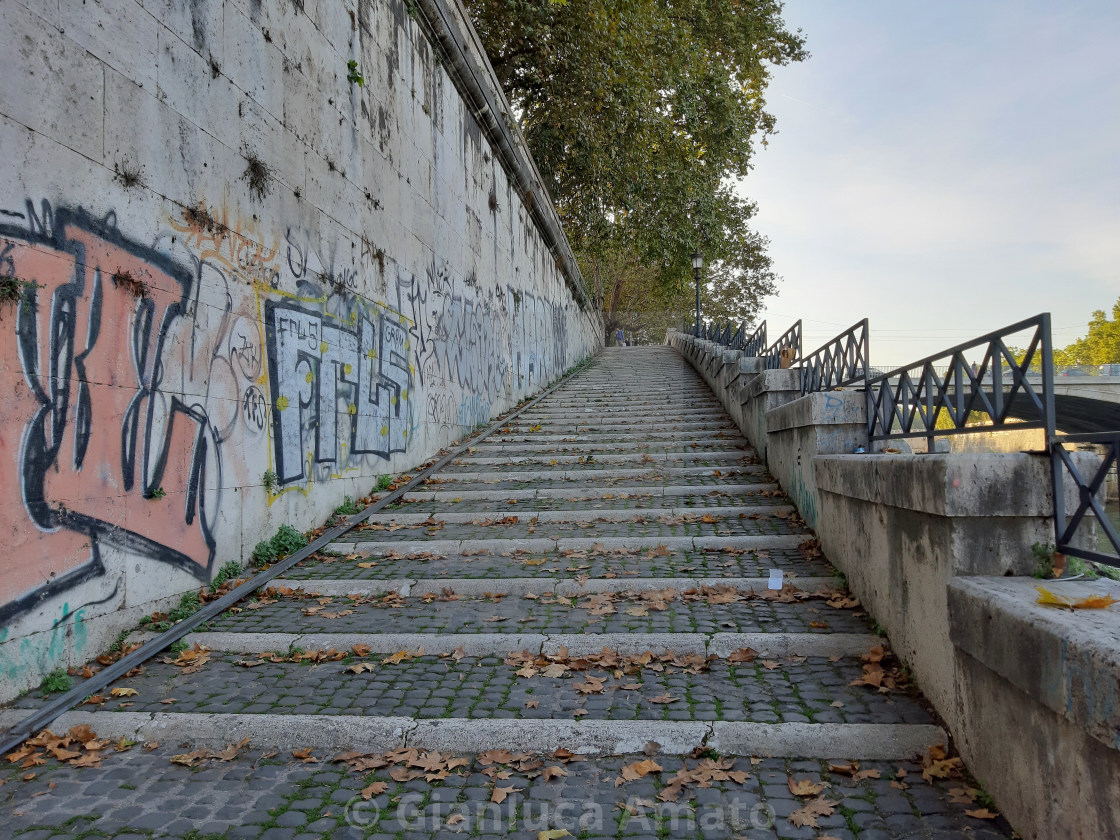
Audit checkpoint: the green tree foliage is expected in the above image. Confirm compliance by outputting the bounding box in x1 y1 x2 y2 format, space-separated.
463 0 806 336
1054 296 1120 366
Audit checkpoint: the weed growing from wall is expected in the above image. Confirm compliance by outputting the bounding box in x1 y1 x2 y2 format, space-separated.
111 269 150 299
242 152 272 201
262 469 279 494
113 160 144 190
347 60 365 86
0 276 35 320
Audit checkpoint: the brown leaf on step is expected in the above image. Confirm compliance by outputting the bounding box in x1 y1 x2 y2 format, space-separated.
828 762 859 776
643 741 661 756
618 759 662 784
648 694 678 704
160 698 177 704
351 644 372 657
788 796 836 828
491 785 522 804
948 787 978 804
788 777 827 797
292 747 318 763
83 695 105 706
361 781 388 799
348 662 377 674
541 765 568 781
966 808 999 820
761 660 780 670
728 648 758 663
810 620 829 629
891 779 909 789
445 813 466 826
852 769 881 781
478 750 513 766
382 649 422 665
389 767 420 782
110 687 138 697
571 709 588 717
525 699 539 709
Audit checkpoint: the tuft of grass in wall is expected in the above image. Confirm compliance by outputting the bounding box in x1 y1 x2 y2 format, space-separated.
0 276 37 320
376 474 392 492
346 59 365 87
262 469 279 494
113 160 144 190
149 486 166 500
40 668 74 697
242 153 272 201
1032 541 1058 579
252 524 309 568
111 269 150 299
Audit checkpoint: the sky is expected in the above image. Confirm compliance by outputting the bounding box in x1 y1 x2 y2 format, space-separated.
742 0 1120 368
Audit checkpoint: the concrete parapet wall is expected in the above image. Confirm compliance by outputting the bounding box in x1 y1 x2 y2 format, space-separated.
948 577 1120 837
0 0 601 700
764 392 867 530
812 453 1055 718
668 335 1119 839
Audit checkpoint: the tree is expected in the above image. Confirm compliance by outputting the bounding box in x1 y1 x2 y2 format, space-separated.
1054 296 1120 366
463 0 806 336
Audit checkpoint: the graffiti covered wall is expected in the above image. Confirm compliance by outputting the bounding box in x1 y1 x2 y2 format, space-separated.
0 0 600 699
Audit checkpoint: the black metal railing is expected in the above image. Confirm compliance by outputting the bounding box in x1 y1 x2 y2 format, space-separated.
743 321 767 357
800 320 870 395
866 313 1055 446
762 321 802 370
1052 432 1120 567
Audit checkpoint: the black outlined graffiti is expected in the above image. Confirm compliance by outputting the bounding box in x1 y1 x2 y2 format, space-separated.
0 202 221 625
263 297 413 486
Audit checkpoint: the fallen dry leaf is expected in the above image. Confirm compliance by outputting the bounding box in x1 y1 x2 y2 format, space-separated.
788 796 836 828
648 694 678 704
361 781 388 799
788 777 827 797
966 808 999 820
491 785 522 804
110 687 138 698
538 830 571 840
1036 586 1118 610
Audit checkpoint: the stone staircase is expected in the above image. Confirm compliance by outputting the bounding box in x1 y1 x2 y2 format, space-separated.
1 346 1012 839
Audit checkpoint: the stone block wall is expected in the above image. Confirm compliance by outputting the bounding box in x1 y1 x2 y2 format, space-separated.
0 0 601 699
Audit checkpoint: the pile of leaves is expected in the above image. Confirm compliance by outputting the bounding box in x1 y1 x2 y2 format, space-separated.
6 725 134 771
849 645 910 693
505 646 718 684
170 737 252 767
330 746 584 802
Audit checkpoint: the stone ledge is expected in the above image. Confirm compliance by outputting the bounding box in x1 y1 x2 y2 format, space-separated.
740 369 800 403
815 452 1093 517
948 576 1120 751
766 391 865 433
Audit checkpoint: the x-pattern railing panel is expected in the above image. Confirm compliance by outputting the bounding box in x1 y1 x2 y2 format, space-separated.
742 322 767 357
800 320 870 394
1052 432 1120 567
868 314 1053 441
762 321 802 371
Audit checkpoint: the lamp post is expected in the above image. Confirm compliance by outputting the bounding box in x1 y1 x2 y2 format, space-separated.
691 250 703 337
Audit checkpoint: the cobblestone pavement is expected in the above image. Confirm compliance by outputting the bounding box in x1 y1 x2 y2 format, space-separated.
1 347 1013 839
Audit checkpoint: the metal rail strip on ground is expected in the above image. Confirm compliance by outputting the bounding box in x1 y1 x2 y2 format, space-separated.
0 354 598 756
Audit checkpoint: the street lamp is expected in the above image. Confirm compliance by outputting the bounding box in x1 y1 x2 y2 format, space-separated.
691 250 703 337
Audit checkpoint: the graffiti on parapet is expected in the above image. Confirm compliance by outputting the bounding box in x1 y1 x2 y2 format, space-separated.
0 202 222 624
260 290 415 490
